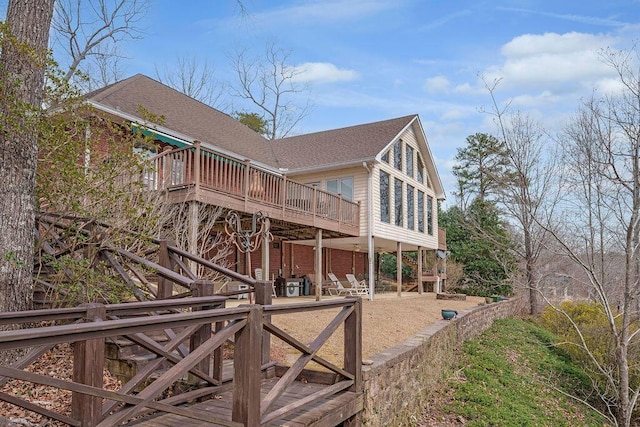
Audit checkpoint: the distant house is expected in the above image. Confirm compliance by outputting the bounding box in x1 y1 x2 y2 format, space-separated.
84 74 447 297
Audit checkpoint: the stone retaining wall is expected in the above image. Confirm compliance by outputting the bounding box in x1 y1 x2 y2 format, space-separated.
361 297 527 426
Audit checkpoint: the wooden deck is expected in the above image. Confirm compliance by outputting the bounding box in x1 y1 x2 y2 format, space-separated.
150 143 360 239
133 377 363 426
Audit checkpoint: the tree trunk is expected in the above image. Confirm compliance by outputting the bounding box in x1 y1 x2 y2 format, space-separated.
0 0 54 364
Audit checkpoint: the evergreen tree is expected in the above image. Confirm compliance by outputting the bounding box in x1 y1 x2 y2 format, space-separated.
452 132 510 208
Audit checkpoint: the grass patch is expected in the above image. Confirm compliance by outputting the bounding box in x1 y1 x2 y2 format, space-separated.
426 318 609 426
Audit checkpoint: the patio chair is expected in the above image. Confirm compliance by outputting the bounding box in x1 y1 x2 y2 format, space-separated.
326 272 352 296
255 268 277 298
345 274 370 296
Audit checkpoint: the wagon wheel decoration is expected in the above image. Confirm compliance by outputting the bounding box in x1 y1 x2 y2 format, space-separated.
225 210 272 253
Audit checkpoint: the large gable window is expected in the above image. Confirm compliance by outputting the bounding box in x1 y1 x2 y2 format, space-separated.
407 185 414 230
417 155 424 184
427 195 434 235
394 178 403 227
380 171 390 223
393 140 402 171
406 146 414 178
326 177 353 201
381 150 389 164
418 190 424 232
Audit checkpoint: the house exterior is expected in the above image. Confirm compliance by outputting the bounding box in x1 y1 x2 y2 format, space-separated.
84 74 446 298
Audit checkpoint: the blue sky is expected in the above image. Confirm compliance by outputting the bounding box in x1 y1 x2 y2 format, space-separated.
128 0 640 196
6 0 640 198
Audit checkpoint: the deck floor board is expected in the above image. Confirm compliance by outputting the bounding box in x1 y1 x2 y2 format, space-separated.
131 377 362 426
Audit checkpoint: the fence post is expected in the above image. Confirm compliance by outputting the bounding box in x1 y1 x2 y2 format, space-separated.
232 306 262 425
189 279 215 383
72 303 106 426
344 297 362 392
254 280 273 366
157 240 175 299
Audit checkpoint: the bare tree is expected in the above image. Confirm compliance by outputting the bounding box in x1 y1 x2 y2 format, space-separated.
51 0 148 87
229 41 313 139
0 0 55 364
541 47 640 426
154 54 224 108
483 78 558 315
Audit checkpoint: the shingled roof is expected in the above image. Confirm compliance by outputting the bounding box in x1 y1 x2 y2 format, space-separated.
84 74 282 168
273 115 417 172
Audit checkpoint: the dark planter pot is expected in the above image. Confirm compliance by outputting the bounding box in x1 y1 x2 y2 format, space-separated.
441 309 458 320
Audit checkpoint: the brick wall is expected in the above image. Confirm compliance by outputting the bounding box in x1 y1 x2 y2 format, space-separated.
360 297 527 426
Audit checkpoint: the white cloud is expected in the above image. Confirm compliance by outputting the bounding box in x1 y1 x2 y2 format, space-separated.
483 32 618 92
290 62 359 83
502 32 616 58
510 90 561 108
424 75 450 93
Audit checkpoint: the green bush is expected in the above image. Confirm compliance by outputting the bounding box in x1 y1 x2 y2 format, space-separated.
538 301 640 420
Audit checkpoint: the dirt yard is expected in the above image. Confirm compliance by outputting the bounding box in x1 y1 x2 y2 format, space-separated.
229 292 485 365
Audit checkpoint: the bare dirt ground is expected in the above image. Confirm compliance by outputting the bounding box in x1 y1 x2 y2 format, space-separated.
230 292 485 365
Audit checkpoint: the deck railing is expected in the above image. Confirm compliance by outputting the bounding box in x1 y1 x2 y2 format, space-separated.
147 142 360 228
0 293 362 426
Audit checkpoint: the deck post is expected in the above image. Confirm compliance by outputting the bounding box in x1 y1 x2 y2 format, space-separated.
72 303 105 426
396 242 403 296
315 228 323 301
189 279 214 382
157 240 175 299
344 297 362 392
254 280 272 366
188 200 199 273
281 175 288 217
417 246 423 294
232 306 262 426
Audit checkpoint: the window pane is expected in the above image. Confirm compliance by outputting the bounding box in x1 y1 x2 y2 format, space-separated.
326 179 338 194
418 191 424 232
406 146 414 178
380 171 390 223
381 150 389 163
417 155 424 184
427 195 433 235
340 177 354 201
394 179 403 226
394 140 402 170
407 185 414 230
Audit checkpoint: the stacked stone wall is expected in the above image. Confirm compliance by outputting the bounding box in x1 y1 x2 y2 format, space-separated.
361 297 527 426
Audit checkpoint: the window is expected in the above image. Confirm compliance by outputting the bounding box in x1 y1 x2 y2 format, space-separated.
418 191 424 232
381 150 389 164
427 195 434 235
407 185 414 230
326 177 354 201
134 144 158 189
380 171 390 223
417 155 424 184
393 140 402 171
406 146 414 178
394 178 403 227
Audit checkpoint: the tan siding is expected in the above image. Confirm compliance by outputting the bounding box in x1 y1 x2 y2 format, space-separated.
371 127 439 249
289 166 370 236
285 123 441 251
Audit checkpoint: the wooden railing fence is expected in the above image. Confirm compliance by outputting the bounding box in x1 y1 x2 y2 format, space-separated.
148 142 359 228
35 212 258 307
0 290 362 426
